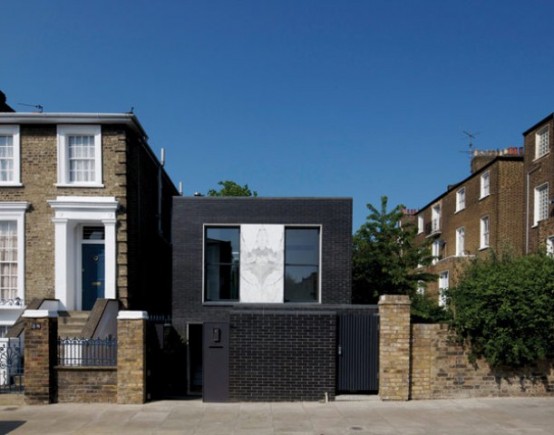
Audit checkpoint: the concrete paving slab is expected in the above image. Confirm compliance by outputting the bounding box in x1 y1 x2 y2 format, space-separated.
0 397 553 434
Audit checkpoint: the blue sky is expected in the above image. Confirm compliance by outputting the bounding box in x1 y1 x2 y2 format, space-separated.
2 1 554 230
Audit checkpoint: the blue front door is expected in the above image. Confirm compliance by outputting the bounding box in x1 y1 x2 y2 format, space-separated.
82 244 105 310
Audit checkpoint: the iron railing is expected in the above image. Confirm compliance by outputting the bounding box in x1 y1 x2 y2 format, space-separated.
57 337 117 367
0 337 23 393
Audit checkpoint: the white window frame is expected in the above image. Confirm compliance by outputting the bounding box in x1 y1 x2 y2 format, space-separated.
0 202 28 306
0 125 21 187
456 227 465 256
431 239 441 265
480 216 490 249
534 183 549 226
546 236 554 257
431 204 441 233
56 125 103 187
535 126 550 160
438 271 449 307
480 171 490 199
456 188 465 212
417 215 424 234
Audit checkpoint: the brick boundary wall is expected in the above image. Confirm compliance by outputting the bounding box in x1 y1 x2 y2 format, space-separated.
56 367 117 403
117 311 147 404
410 323 554 399
378 296 554 401
23 310 58 405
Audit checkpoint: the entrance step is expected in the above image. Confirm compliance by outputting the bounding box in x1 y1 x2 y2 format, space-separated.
58 311 91 338
335 395 380 402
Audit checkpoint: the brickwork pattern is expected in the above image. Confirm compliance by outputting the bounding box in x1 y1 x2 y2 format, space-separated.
172 197 353 335
378 295 411 401
229 310 337 401
117 318 146 404
411 323 554 399
24 316 57 405
416 157 524 298
56 368 116 403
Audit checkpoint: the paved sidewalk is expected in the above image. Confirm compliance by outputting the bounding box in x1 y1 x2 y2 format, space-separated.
0 397 552 434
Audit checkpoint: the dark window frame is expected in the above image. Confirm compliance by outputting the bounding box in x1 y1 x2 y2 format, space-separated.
204 226 240 302
284 226 320 303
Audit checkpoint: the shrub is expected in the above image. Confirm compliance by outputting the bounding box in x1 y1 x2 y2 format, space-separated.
449 252 554 368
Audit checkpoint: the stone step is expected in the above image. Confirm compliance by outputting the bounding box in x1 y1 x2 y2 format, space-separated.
58 311 90 338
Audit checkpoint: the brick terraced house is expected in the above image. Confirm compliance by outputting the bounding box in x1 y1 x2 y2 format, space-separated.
415 113 553 303
0 94 178 337
172 197 380 402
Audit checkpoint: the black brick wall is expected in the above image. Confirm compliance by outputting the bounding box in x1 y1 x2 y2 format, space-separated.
171 197 353 334
229 310 337 401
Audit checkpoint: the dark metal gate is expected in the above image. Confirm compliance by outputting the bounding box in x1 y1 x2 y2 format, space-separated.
337 313 379 393
203 322 229 402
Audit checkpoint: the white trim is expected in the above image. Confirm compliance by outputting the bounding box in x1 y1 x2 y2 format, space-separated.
22 309 57 318
480 171 490 199
533 183 549 226
0 202 29 305
117 310 148 320
48 196 118 310
0 125 21 186
56 125 103 187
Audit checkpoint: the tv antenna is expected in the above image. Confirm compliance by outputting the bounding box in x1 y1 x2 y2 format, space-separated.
462 130 479 154
18 102 44 113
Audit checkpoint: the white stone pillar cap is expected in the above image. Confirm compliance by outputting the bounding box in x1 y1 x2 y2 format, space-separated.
117 310 148 320
22 309 58 318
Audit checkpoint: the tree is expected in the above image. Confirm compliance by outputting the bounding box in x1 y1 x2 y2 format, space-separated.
352 196 435 304
449 252 554 367
207 180 258 197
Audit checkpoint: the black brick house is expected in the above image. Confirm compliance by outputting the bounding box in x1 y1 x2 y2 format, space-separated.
171 197 379 402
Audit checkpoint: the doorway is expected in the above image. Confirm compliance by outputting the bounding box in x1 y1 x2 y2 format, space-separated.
81 226 105 310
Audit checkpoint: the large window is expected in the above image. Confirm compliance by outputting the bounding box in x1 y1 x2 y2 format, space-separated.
536 126 550 159
456 188 465 212
284 227 319 302
480 217 490 249
57 125 102 186
204 227 240 301
417 215 423 234
456 227 465 256
431 204 441 233
0 222 17 302
534 183 549 225
431 239 441 265
0 126 20 186
480 171 490 199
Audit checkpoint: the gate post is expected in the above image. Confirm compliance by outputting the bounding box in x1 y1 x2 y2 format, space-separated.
117 311 147 404
23 310 58 405
378 295 411 401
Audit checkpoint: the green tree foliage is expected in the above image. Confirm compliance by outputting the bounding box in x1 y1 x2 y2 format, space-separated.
352 196 435 304
207 180 258 197
449 252 554 367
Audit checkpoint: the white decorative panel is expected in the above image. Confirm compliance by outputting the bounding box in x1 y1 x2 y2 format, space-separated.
240 225 284 303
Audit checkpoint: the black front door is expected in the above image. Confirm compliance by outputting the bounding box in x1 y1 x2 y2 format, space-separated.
203 322 229 402
81 243 105 310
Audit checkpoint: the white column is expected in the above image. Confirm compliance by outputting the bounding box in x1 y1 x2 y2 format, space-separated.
52 218 71 309
103 218 117 300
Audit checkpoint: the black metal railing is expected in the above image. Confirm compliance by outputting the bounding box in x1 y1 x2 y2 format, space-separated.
0 337 23 393
57 337 117 367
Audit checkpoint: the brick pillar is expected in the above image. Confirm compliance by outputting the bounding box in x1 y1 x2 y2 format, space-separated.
23 310 58 405
117 311 147 404
378 294 411 401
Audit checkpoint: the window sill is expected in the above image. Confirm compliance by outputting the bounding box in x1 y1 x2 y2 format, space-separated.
455 208 465 214
0 183 23 188
55 183 105 188
479 194 490 200
479 246 489 251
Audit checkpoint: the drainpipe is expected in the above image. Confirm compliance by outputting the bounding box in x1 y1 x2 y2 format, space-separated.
526 166 540 254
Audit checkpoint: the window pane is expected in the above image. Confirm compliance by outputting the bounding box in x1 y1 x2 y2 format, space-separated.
205 227 240 301
0 221 17 301
284 265 318 302
284 228 319 302
285 228 319 265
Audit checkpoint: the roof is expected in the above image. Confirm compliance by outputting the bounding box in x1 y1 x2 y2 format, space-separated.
522 113 554 136
417 155 523 213
0 112 148 139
